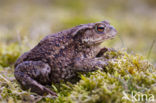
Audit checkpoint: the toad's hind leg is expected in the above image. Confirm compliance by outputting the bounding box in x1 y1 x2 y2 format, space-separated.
14 61 57 96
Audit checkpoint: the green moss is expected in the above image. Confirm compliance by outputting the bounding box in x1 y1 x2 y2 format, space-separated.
0 49 155 103
0 43 21 67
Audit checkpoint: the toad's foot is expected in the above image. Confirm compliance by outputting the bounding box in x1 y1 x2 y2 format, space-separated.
73 57 109 72
96 47 116 57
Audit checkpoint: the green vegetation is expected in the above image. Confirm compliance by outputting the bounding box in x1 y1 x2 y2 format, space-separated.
0 48 155 103
0 43 21 67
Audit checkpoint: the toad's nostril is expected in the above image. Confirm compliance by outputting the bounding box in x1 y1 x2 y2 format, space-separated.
109 26 117 32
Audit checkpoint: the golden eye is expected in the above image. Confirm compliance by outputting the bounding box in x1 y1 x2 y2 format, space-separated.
95 24 105 33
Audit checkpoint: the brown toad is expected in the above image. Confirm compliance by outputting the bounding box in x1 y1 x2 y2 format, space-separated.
14 21 117 96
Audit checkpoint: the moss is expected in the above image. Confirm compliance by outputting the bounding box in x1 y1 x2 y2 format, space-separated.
0 49 155 103
0 43 21 67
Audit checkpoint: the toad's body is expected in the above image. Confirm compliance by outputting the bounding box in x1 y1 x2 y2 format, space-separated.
14 21 117 96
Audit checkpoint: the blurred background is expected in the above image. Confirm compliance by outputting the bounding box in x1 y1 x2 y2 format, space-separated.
0 0 156 63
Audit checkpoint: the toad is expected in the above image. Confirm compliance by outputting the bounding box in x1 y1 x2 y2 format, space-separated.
14 21 117 96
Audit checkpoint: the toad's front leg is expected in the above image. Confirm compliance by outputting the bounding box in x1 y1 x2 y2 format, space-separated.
73 57 109 72
96 47 116 57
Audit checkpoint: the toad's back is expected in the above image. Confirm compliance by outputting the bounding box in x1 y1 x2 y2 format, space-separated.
15 28 77 68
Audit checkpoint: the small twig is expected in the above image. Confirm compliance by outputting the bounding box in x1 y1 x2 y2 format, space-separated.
147 40 155 59
118 34 126 48
0 74 10 83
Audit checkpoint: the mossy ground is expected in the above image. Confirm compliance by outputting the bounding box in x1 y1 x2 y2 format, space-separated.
0 45 155 103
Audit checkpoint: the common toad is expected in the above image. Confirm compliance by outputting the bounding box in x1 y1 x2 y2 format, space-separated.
14 21 117 96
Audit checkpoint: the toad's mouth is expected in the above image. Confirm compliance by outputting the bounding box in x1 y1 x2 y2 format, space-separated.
82 38 105 46
93 39 105 44
93 36 116 45
82 35 116 46
82 38 103 44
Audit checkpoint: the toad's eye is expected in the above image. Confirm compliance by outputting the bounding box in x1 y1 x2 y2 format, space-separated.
95 24 105 33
